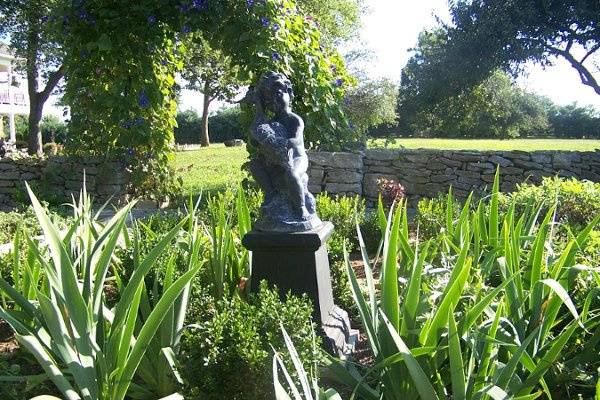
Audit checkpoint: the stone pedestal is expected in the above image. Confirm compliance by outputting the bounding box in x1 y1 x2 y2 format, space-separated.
242 222 357 357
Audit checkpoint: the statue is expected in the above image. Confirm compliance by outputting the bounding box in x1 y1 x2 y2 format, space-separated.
240 72 322 232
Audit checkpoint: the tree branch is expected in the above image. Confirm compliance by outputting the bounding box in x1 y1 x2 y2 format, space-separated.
581 43 600 65
39 64 65 103
547 44 600 96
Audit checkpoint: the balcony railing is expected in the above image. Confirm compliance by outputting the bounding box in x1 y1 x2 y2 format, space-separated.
0 89 28 106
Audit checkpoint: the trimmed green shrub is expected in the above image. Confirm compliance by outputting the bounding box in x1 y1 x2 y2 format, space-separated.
505 177 600 227
180 282 319 400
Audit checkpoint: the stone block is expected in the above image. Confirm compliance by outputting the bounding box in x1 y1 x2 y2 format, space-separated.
308 184 322 194
20 172 39 180
502 150 531 161
501 167 525 175
0 180 15 188
308 168 324 182
467 161 495 171
364 149 400 161
438 157 463 168
581 171 600 182
426 161 447 170
325 169 363 184
324 183 362 194
402 174 430 184
488 155 514 167
455 170 481 179
553 152 581 169
0 162 17 171
364 165 397 174
457 176 483 186
530 152 552 165
309 151 333 166
331 153 363 170
430 174 456 183
1 171 20 180
513 159 544 170
448 152 487 162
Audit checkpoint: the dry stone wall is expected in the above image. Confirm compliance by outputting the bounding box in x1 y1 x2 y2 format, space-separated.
0 156 129 208
308 149 600 203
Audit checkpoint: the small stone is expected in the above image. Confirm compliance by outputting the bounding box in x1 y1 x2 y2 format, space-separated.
331 152 363 170
324 182 362 194
488 155 513 167
364 148 400 161
325 169 362 184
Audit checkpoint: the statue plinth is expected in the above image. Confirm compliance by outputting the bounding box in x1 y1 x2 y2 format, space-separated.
242 222 358 357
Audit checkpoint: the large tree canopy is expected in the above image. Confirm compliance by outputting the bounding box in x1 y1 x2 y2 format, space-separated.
403 0 600 107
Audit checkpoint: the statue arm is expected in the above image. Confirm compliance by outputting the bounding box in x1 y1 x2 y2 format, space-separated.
288 115 304 146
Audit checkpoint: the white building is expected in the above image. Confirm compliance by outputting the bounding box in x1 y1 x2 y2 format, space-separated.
0 44 29 143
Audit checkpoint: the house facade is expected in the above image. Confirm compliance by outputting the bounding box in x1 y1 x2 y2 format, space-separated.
0 44 28 143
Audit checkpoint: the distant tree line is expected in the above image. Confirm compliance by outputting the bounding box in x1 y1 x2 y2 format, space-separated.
174 107 245 145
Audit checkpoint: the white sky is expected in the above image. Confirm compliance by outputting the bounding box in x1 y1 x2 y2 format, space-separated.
48 0 600 116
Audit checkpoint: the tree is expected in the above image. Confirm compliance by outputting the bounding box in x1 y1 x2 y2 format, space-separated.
181 35 241 147
0 0 66 156
404 0 600 107
295 0 365 46
344 78 398 140
400 70 551 138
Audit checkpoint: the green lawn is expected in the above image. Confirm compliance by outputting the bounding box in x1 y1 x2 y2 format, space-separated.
172 144 249 195
370 138 600 151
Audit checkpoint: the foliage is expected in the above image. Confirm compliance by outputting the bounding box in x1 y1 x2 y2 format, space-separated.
180 282 319 400
416 192 460 240
343 77 398 142
0 0 66 154
174 107 244 145
295 0 365 46
60 0 355 184
505 177 600 228
0 186 202 400
402 0 600 107
326 171 600 399
40 115 68 144
401 43 552 138
273 325 341 400
548 103 600 139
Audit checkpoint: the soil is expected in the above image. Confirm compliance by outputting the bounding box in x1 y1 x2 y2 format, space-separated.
0 318 18 354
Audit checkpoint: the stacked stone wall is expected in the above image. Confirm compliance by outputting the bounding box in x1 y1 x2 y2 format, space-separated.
0 156 129 207
308 149 600 202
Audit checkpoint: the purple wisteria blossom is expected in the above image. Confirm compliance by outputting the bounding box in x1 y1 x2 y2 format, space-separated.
138 90 150 108
261 17 270 27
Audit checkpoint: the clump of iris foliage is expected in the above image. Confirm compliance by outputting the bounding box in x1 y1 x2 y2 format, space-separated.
1 174 599 400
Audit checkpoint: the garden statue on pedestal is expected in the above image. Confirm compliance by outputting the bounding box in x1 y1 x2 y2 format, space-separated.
240 72 322 233
241 72 357 357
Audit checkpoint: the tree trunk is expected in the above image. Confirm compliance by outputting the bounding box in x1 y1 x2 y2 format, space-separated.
28 99 43 156
200 81 212 147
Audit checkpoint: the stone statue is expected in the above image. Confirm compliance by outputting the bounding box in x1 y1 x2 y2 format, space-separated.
240 72 322 232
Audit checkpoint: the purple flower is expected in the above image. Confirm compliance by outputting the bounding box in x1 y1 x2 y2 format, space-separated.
138 90 150 108
77 10 88 20
134 117 145 126
343 96 350 105
127 148 135 156
41 15 49 23
148 15 156 24
260 17 270 27
246 0 255 6
182 25 191 34
192 0 208 10
272 23 280 31
121 120 133 129
161 59 168 66
349 122 354 129
271 52 281 61
335 78 343 87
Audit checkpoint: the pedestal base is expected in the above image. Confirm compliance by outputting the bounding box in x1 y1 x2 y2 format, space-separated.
242 222 358 357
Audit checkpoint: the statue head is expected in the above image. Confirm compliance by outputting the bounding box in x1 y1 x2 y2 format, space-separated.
257 72 294 114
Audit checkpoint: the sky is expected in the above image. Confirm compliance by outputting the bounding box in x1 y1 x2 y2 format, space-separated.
46 0 600 116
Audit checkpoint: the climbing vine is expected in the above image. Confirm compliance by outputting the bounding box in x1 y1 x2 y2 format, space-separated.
58 0 356 195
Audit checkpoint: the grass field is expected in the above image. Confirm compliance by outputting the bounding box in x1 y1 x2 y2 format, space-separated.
172 144 249 195
172 139 600 194
370 138 600 151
